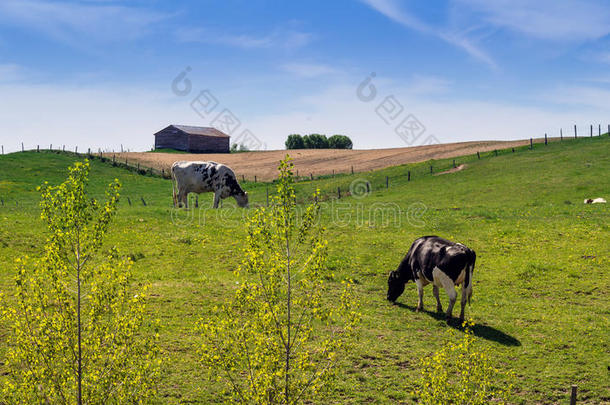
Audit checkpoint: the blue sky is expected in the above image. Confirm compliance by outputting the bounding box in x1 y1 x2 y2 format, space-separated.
1 0 610 152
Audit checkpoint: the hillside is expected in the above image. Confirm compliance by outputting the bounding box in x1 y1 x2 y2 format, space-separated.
117 138 546 181
0 136 608 404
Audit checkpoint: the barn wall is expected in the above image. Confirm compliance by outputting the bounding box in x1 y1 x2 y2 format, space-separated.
188 135 230 153
155 129 188 151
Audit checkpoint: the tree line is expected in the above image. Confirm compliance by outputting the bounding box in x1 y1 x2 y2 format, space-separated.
285 134 353 150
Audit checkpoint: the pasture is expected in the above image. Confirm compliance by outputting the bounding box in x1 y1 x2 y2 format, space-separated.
0 137 608 404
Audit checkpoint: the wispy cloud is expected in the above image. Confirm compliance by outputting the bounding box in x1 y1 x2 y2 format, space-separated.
0 0 169 44
176 27 313 50
280 62 337 78
454 0 610 41
359 0 497 68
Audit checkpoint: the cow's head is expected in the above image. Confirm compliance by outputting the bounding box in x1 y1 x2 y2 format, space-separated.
387 270 405 303
235 191 249 208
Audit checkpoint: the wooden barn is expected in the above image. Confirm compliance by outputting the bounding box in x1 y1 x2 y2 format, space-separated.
154 125 230 153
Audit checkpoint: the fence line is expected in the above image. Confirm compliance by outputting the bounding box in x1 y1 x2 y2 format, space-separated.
3 125 607 201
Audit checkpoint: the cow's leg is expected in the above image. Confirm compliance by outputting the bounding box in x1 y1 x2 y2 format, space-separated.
433 285 443 313
415 279 425 312
213 191 221 209
459 268 473 322
178 190 188 208
433 266 457 322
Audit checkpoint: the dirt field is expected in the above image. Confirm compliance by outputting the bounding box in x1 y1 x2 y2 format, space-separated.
117 139 541 181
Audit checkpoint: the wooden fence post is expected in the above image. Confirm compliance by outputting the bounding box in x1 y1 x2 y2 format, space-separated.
254 175 257 183
560 128 563 141
529 138 533 149
75 146 78 154
408 171 411 181
63 145 65 152
337 187 341 199
477 151 480 159
351 166 354 174
453 159 456 168
242 174 245 182
37 145 39 152
21 142 24 152
310 173 313 180
570 385 577 405
574 124 577 138
544 133 547 145
429 165 433 174
332 169 335 177
385 176 389 188
598 124 601 136
590 124 593 137
50 144 52 150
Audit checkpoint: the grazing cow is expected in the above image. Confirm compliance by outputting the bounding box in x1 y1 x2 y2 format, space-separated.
387 236 476 323
584 198 606 204
171 161 248 208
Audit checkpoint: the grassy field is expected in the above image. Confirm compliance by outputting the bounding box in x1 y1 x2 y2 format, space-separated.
0 137 609 404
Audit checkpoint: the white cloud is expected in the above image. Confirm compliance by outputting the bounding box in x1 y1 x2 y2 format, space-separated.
359 0 496 68
0 0 168 44
175 27 313 50
454 0 610 41
280 62 338 78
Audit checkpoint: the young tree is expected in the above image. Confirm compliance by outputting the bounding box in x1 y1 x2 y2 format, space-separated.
197 157 359 404
285 134 305 150
413 321 515 404
1 161 160 404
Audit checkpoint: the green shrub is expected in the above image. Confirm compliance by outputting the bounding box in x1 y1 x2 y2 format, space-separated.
328 134 353 149
413 321 514 404
285 134 305 149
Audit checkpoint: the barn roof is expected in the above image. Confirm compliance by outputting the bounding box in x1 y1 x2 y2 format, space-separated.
156 125 230 138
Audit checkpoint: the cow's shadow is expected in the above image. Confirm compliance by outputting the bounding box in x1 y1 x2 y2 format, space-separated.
394 302 521 347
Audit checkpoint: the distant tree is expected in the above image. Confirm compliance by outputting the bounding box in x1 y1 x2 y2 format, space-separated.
303 133 329 149
285 134 305 149
328 135 353 149
231 143 251 153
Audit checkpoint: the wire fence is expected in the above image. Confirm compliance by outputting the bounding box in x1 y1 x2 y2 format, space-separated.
2 125 608 208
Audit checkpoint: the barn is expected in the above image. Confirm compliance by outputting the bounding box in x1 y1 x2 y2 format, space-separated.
154 125 230 153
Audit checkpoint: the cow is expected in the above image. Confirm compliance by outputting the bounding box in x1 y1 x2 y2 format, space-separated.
584 198 606 204
171 161 249 209
387 236 476 323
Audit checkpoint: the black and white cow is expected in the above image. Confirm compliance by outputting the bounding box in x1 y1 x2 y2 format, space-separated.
387 236 476 322
171 161 249 208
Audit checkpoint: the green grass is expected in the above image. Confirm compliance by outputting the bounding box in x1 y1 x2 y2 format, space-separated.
0 137 609 404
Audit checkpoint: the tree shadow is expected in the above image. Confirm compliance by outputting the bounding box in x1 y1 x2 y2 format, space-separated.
393 302 521 347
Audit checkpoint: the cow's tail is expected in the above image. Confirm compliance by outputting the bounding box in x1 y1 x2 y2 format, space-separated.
466 250 476 305
171 165 177 208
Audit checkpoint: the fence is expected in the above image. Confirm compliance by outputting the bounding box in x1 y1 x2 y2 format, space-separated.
2 125 608 207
